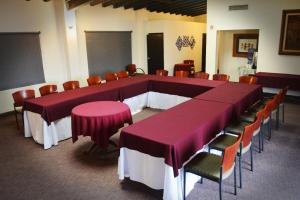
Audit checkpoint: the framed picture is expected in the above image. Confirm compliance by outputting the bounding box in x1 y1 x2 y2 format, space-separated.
233 33 259 57
279 9 300 55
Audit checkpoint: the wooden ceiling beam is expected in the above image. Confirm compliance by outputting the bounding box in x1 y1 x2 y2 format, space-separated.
67 0 91 9
90 0 107 6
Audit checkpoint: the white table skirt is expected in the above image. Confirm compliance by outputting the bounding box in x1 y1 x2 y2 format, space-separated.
118 147 205 200
24 92 190 149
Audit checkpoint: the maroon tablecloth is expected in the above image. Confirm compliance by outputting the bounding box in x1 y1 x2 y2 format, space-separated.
23 75 224 124
119 99 233 176
194 82 263 117
255 72 300 91
72 101 132 148
149 76 226 97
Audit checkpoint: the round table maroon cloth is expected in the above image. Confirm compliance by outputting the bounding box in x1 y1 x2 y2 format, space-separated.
72 101 132 148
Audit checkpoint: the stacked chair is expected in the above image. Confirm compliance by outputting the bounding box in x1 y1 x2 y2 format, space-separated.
175 70 189 77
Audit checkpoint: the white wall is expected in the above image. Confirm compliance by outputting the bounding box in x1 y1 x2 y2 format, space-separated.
75 6 200 77
206 0 300 78
146 20 206 74
0 0 68 113
0 1 202 114
218 30 259 82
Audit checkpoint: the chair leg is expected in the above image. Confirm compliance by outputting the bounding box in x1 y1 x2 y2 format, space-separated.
14 107 19 129
276 108 279 130
282 104 285 123
239 152 242 188
258 130 261 153
250 144 253 172
183 169 186 200
200 177 203 184
268 116 272 140
234 158 237 195
262 125 264 151
219 170 223 200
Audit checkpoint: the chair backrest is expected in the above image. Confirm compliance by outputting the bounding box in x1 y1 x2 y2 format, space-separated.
12 90 35 107
116 71 129 79
39 85 57 96
269 94 280 111
213 74 230 81
262 100 272 120
156 69 168 76
222 134 242 172
175 70 189 77
253 110 264 131
241 123 255 149
127 64 136 75
87 75 102 86
63 81 80 91
183 60 194 65
279 86 289 103
194 72 209 79
239 76 257 84
105 72 118 82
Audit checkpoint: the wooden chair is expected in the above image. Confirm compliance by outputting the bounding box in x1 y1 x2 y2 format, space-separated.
239 75 258 84
183 60 194 65
63 81 80 91
39 85 58 96
213 74 230 81
105 72 117 82
117 70 129 79
156 69 168 76
127 64 136 76
175 70 189 77
12 90 35 129
184 134 242 200
194 72 209 79
87 75 102 86
209 121 256 189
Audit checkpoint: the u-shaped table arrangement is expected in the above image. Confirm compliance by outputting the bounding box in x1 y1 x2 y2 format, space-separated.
23 75 262 200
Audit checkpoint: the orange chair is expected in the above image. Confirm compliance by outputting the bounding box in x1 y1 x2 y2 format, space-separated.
213 74 230 81
117 70 129 79
184 134 242 200
239 75 257 84
278 86 289 124
39 85 57 96
63 81 80 91
12 90 35 129
156 69 168 76
209 120 257 189
87 75 102 86
105 72 117 82
175 70 189 77
194 72 209 79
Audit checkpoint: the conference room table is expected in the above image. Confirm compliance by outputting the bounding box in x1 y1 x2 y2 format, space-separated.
72 101 132 149
22 75 262 200
194 82 263 117
256 72 300 91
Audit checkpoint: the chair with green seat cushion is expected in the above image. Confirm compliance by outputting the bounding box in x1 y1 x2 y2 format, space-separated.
226 110 264 153
183 135 242 200
209 122 255 189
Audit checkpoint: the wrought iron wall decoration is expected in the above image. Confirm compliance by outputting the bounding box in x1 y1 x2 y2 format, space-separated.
175 35 196 51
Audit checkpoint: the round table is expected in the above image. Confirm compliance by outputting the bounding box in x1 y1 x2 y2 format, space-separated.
71 101 132 149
